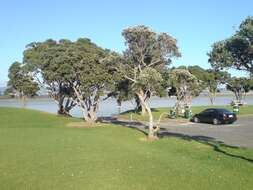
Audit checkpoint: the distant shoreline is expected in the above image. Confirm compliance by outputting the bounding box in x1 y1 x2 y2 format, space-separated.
1 93 253 100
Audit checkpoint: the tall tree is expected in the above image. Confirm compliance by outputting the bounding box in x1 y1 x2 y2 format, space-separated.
208 17 253 74
23 39 77 116
71 38 117 123
118 25 180 139
7 62 39 106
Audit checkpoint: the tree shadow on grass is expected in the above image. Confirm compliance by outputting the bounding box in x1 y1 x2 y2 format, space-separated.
100 117 148 136
101 117 253 164
159 131 253 164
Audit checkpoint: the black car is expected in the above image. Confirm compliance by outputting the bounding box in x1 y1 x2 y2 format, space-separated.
191 108 237 125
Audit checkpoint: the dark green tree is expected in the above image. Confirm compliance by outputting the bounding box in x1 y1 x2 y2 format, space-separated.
71 39 117 123
208 17 253 74
188 66 230 105
227 77 253 104
7 61 39 106
23 39 77 116
105 79 134 114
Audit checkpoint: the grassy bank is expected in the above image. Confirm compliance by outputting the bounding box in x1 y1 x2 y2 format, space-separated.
119 105 253 122
0 107 253 189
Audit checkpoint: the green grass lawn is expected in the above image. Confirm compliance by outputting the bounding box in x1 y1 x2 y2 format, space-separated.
119 105 253 122
0 107 253 190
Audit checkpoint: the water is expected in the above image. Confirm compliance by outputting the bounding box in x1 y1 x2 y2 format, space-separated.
1 95 253 117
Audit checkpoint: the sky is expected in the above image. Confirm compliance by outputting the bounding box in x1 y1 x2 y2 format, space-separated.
0 0 252 86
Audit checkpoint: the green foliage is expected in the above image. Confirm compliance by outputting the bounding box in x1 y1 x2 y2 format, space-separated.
6 61 39 98
168 69 202 115
71 38 114 97
122 25 180 69
107 79 135 105
121 25 181 98
175 65 231 104
23 38 115 118
226 77 253 102
23 39 76 110
169 68 201 97
137 68 163 92
208 17 253 73
187 66 230 92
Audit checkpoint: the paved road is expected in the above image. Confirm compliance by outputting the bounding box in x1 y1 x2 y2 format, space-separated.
104 116 253 149
159 116 253 148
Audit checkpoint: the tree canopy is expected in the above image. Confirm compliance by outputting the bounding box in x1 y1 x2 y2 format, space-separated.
6 61 39 106
227 77 253 104
208 17 253 74
169 68 201 114
119 25 181 139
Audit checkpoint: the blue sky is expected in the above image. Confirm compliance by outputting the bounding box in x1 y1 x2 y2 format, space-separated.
0 0 252 86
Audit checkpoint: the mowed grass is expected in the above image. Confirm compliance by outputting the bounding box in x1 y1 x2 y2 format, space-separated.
0 107 253 190
119 105 253 122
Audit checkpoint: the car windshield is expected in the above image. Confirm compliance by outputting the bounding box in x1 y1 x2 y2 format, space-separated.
201 109 214 113
201 108 231 114
215 109 231 113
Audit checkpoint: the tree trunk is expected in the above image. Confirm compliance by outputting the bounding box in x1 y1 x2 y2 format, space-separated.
21 95 27 108
146 105 156 139
234 90 242 103
137 92 157 140
79 106 97 124
57 98 72 117
117 99 122 115
57 104 71 116
137 90 148 116
86 109 97 123
209 91 216 105
174 94 184 116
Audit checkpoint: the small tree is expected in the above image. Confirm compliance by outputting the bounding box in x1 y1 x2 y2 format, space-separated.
169 69 201 115
188 66 230 105
226 77 252 104
7 62 39 106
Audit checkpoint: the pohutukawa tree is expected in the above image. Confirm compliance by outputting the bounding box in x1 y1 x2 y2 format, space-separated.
70 38 117 123
226 77 253 104
119 25 181 139
24 38 116 122
7 61 39 107
169 69 201 115
188 66 230 105
206 70 230 105
208 17 253 74
23 39 77 116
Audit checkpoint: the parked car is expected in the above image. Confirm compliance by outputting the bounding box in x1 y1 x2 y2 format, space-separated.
191 108 237 125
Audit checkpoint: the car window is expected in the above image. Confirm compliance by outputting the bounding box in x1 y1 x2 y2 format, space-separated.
216 109 230 113
201 109 214 114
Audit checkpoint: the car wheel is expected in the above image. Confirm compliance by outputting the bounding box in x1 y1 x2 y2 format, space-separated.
213 118 220 125
193 117 199 123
